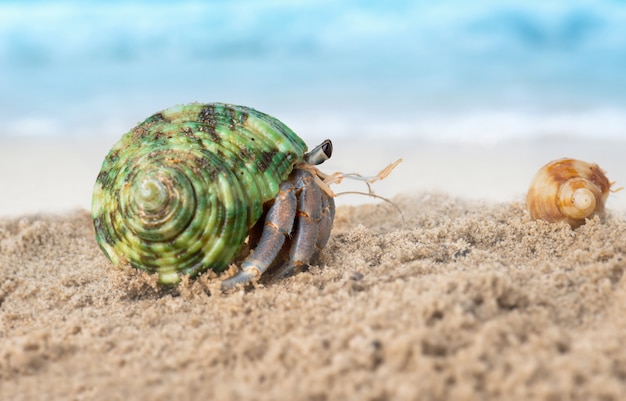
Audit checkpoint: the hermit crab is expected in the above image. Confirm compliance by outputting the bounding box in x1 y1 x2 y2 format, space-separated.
526 158 614 228
92 103 398 289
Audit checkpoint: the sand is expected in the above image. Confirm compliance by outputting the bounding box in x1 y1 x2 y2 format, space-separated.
1 136 626 399
1 191 626 400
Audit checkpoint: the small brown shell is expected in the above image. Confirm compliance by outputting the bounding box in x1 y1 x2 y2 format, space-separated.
526 158 612 228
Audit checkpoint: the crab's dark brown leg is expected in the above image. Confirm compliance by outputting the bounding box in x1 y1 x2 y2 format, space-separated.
221 181 296 290
312 189 335 261
274 168 333 279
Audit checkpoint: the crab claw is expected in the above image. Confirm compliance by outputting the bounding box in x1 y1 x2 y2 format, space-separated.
221 269 260 290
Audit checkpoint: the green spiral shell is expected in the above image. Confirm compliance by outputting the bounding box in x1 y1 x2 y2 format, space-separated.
92 103 307 284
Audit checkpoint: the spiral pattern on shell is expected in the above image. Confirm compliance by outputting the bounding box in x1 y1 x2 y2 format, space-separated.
526 158 612 228
92 103 307 284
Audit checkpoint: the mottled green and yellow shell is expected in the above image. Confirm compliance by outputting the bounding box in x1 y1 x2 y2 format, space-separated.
92 103 307 284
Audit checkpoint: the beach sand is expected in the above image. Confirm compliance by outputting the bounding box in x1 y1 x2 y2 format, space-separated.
1 138 626 400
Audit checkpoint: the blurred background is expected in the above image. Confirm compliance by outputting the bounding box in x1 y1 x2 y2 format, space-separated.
2 0 626 141
1 0 625 214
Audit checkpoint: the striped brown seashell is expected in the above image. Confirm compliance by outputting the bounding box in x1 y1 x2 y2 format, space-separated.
526 158 612 228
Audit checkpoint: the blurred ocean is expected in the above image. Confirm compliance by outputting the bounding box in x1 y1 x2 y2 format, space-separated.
1 0 625 143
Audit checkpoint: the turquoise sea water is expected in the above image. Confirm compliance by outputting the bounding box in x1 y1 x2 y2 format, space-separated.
1 0 625 142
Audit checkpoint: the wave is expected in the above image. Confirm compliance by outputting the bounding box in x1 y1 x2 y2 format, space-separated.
1 1 625 140
3 105 625 144
2 1 625 64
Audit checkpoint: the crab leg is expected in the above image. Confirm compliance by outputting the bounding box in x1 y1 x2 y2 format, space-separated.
221 181 296 289
313 190 335 261
274 169 324 279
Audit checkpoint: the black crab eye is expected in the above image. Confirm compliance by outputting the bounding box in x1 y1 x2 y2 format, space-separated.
304 139 333 165
321 139 333 159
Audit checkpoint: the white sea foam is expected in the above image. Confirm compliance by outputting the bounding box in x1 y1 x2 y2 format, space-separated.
3 106 625 145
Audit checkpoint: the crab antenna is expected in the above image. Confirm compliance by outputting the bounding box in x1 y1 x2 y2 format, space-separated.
320 158 404 226
335 190 406 227
325 158 403 187
304 139 333 165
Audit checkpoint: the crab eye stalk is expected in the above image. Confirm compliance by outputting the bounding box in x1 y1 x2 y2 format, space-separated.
304 139 333 165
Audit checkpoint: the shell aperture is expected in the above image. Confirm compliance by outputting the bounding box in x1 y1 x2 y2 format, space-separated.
92 103 307 284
